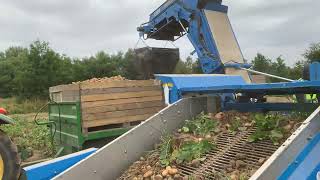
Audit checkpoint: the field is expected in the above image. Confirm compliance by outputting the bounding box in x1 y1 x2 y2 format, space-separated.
0 98 54 164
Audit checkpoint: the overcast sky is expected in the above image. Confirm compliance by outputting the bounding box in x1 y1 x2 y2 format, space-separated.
0 0 319 66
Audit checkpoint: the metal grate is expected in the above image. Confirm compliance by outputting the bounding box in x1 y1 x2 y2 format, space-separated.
177 127 279 178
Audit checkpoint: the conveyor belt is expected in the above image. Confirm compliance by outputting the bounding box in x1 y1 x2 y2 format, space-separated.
177 127 279 179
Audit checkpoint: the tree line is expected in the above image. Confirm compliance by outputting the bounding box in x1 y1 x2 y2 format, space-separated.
0 40 319 99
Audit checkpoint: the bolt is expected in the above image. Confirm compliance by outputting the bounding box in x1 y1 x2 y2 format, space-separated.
163 120 167 124
124 150 127 154
93 170 97 174
307 136 313 141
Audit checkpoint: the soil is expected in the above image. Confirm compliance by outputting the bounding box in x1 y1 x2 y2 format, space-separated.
118 112 306 180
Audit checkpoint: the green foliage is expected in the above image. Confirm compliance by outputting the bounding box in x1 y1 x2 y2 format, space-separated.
174 56 201 74
159 135 173 166
304 43 320 62
0 97 47 114
159 113 217 166
229 117 241 133
173 140 214 164
1 114 55 160
159 136 215 166
251 54 297 82
182 112 217 136
248 114 284 145
0 42 141 100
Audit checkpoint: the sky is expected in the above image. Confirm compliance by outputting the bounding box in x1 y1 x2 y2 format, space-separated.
0 0 319 66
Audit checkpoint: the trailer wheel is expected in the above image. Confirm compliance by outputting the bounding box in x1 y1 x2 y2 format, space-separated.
0 130 21 180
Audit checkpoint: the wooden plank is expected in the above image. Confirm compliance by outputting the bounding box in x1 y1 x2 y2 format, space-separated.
83 114 154 128
81 86 162 96
83 107 163 121
81 96 163 108
80 80 160 90
81 90 162 102
49 84 80 93
50 90 80 102
83 101 165 114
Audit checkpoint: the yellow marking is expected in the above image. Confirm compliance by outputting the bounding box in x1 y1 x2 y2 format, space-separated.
163 83 174 88
0 154 4 180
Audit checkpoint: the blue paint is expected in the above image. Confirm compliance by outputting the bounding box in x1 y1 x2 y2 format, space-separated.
179 80 320 95
24 148 97 180
278 133 320 180
205 1 228 13
155 74 246 103
310 62 320 81
138 0 231 74
308 163 320 180
156 74 320 104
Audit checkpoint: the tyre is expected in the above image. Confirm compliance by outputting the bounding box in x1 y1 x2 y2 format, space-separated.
0 130 21 180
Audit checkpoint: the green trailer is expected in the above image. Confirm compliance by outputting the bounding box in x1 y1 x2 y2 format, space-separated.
49 80 164 156
49 102 131 155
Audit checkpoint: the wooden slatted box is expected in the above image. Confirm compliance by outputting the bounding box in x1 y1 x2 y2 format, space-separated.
49 80 165 134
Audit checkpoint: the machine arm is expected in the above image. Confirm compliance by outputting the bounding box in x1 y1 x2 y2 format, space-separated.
137 0 251 75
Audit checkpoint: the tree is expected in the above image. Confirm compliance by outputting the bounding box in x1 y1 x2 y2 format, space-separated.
304 43 320 62
174 56 201 74
0 47 28 97
251 53 272 73
289 61 304 80
13 41 73 98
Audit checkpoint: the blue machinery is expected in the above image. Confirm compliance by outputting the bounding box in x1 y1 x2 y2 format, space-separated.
137 0 251 74
24 0 320 179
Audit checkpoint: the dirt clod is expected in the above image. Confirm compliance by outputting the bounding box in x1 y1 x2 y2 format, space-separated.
244 123 252 127
258 158 266 165
230 174 239 180
235 153 246 160
215 112 225 120
284 124 293 132
154 175 163 180
143 170 154 178
173 174 183 180
183 176 189 180
230 160 236 168
191 159 201 168
235 160 246 169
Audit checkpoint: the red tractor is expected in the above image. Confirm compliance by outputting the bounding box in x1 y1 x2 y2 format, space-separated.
0 108 21 180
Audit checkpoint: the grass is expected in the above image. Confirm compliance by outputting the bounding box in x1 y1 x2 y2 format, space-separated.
0 97 48 114
0 97 54 162
1 114 55 161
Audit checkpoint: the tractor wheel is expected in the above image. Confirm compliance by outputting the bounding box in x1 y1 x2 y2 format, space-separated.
0 130 21 180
